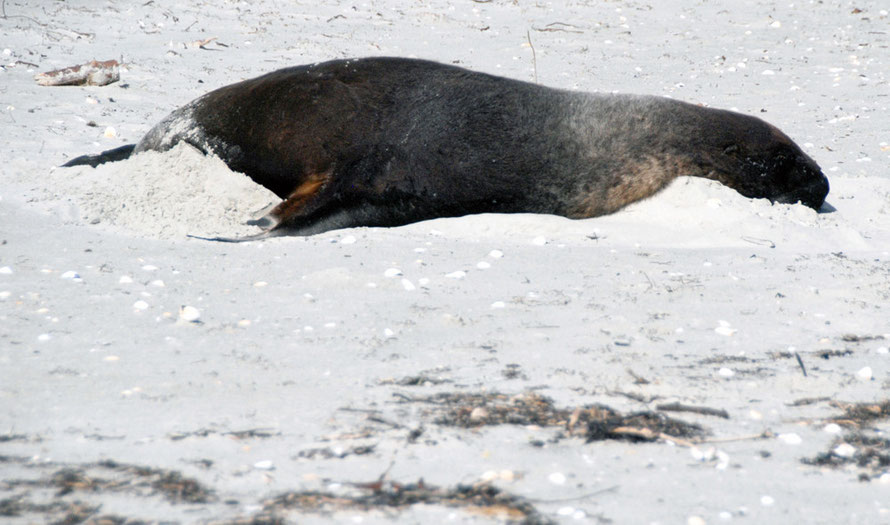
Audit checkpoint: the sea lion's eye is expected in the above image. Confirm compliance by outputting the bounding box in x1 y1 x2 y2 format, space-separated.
723 144 739 155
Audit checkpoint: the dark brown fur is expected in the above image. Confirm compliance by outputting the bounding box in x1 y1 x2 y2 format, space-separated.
62 57 829 240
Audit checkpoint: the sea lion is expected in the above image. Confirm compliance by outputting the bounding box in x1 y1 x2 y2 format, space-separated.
62 57 829 241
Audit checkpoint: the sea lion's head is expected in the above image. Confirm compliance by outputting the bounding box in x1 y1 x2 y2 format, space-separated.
703 109 829 210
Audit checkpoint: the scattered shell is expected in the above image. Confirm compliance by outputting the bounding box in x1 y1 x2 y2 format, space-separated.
491 301 505 309
340 235 357 244
0 266 12 275
760 495 775 506
778 433 802 445
383 328 395 338
253 460 275 470
401 278 416 291
324 322 336 328
715 450 730 470
237 319 251 328
60 270 80 280
133 300 149 310
687 516 707 525
37 333 51 342
150 279 165 287
476 261 491 269
823 423 842 434
469 407 488 422
119 275 133 284
532 236 547 246
856 366 873 381
480 470 514 483
253 281 268 287
384 268 402 278
103 126 116 138
558 507 576 516
715 321 737 336
445 270 466 279
0 291 10 300
833 443 856 458
488 249 504 258
718 367 735 378
103 355 119 362
178 305 201 322
547 472 566 485
141 264 159 271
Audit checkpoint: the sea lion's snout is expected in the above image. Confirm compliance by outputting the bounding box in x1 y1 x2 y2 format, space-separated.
773 153 829 210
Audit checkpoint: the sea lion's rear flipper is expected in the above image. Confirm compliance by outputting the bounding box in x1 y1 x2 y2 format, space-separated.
187 170 336 242
250 171 334 232
61 144 136 168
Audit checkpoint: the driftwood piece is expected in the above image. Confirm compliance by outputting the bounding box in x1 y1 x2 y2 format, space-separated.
35 60 120 86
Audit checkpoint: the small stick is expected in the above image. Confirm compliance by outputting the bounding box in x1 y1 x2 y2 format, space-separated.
794 351 807 377
610 427 696 447
657 402 730 419
527 484 619 503
526 30 537 83
702 430 774 444
741 236 776 248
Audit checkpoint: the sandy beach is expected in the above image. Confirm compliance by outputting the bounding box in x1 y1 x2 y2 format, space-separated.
2 1 889 523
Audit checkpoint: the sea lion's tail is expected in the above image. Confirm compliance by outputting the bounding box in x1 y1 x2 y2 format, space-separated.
61 144 136 168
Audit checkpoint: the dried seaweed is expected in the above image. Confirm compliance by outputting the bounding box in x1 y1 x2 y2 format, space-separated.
827 400 890 427
249 480 554 525
395 391 707 444
803 433 890 480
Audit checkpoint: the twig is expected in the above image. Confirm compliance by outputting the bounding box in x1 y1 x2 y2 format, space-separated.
794 351 807 377
702 430 774 444
610 426 696 447
526 30 537 83
608 389 660 403
626 368 651 385
656 402 730 419
741 236 776 248
527 485 619 503
786 396 831 407
532 22 584 34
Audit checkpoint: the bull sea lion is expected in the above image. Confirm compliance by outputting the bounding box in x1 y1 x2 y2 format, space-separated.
62 57 829 241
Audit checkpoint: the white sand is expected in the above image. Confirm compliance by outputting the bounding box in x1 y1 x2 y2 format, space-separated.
1 1 889 523
47 143 278 239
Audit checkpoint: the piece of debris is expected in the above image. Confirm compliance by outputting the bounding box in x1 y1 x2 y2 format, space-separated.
35 60 120 86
